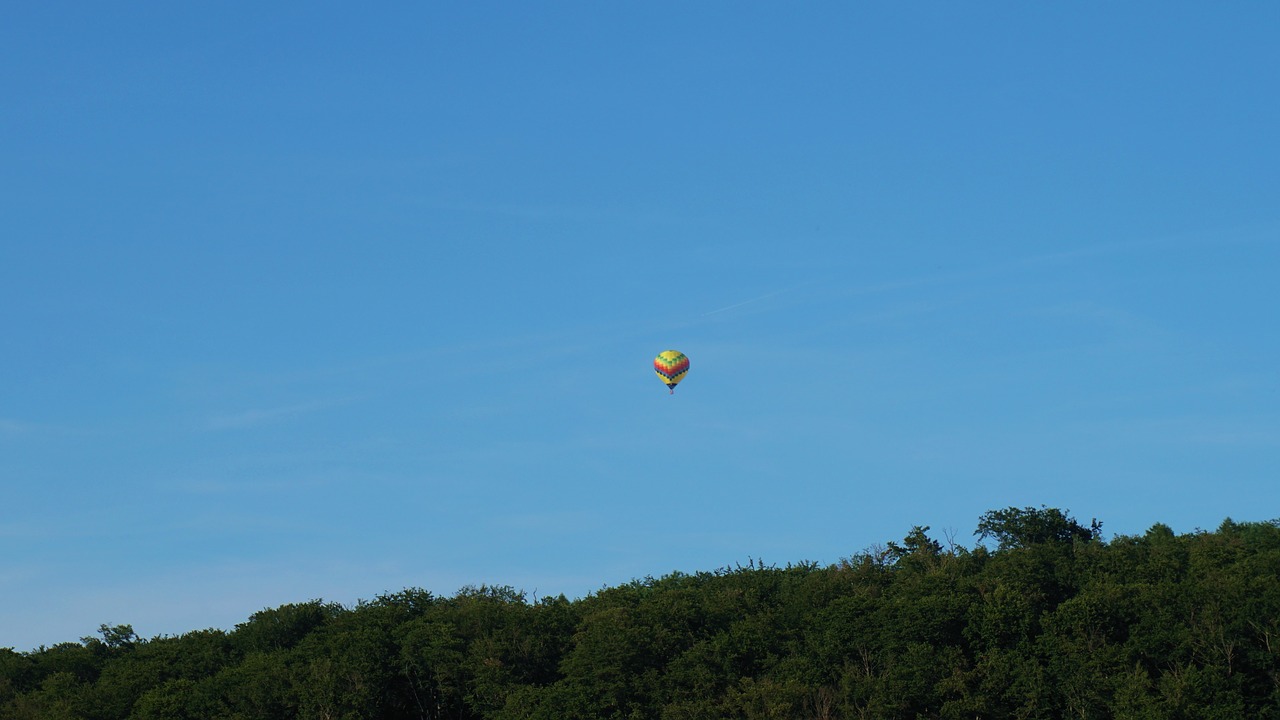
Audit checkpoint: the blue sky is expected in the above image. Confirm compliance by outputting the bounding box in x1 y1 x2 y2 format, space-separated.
3 3 1278 650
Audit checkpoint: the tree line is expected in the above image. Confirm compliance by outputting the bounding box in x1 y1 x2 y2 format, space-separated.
3 506 1279 719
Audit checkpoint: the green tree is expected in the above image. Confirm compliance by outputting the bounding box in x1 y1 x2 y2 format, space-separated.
233 601 342 655
975 506 1099 550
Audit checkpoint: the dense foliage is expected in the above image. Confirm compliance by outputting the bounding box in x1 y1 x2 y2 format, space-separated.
5 507 1280 719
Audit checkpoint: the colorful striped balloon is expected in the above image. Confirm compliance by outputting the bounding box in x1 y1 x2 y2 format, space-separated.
654 350 690 393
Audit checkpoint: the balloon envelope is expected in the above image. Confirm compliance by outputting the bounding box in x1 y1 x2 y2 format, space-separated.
654 350 690 390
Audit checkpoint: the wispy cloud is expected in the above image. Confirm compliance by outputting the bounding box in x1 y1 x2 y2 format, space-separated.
486 511 600 534
1073 414 1280 449
701 281 817 318
702 289 792 317
0 418 33 434
416 196 704 228
0 418 80 437
206 399 349 430
1188 430 1280 447
820 219 1280 306
0 520 43 539
1017 300 1158 335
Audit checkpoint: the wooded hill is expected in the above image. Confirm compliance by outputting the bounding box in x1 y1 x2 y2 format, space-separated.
3 507 1279 719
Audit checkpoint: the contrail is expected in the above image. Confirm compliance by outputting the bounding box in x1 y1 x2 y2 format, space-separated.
701 282 817 317
701 290 788 317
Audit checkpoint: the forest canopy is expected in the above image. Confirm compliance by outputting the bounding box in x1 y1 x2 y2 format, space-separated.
4 506 1280 719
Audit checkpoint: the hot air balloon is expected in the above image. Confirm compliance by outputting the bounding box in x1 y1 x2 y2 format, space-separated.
654 350 689 394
